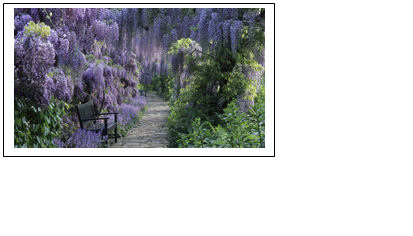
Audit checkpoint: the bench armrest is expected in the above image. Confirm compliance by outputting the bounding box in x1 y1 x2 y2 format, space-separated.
96 112 118 124
80 117 109 122
97 112 118 115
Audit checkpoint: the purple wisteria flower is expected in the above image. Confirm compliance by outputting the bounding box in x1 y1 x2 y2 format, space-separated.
230 20 243 56
54 128 102 148
115 96 146 125
14 14 33 33
14 29 55 106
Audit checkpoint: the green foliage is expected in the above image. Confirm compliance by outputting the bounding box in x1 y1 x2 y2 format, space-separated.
85 54 96 62
177 89 265 148
190 26 199 32
166 29 265 147
177 117 210 147
14 96 70 148
181 8 196 18
42 8 55 28
149 74 174 101
168 38 193 55
94 40 106 50
249 82 265 147
23 21 51 38
219 102 250 147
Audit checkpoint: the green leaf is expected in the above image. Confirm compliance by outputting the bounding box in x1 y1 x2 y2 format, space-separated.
44 126 49 136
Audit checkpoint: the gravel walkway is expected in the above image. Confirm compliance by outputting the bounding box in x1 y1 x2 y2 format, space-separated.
110 93 170 148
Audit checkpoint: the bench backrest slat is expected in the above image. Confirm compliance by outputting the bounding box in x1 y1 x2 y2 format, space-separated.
77 101 95 128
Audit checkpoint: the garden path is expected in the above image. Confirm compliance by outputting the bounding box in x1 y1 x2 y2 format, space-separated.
110 93 170 148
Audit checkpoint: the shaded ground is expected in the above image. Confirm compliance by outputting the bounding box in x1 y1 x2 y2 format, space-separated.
110 93 170 148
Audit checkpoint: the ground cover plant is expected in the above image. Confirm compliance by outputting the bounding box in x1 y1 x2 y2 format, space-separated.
14 8 265 148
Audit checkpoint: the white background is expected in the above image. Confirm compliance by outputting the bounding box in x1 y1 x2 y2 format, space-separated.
2 0 413 236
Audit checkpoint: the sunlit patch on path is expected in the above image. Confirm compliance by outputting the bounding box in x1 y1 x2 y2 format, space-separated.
110 93 170 148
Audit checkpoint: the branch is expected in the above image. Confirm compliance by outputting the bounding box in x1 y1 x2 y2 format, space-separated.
190 49 213 58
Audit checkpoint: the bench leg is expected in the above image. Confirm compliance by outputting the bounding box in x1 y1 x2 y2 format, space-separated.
115 126 118 143
104 119 109 145
114 114 118 143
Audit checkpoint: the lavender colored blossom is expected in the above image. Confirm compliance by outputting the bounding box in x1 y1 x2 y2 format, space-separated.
125 52 138 74
48 29 59 48
243 10 258 26
29 8 40 22
54 128 102 148
179 16 191 38
208 12 223 51
92 20 107 41
171 49 185 75
197 8 211 48
72 50 86 71
160 58 169 76
117 103 138 125
14 31 55 105
14 9 28 17
91 40 103 59
73 79 87 102
82 63 105 94
170 28 178 44
162 33 171 55
97 8 111 21
141 8 149 28
114 50 128 66
64 8 86 29
15 34 55 81
47 68 73 102
45 9 64 26
14 14 33 33
223 8 239 20
230 20 243 56
108 22 119 42
153 16 163 44
116 96 146 125
243 10 259 40
43 74 56 104
57 37 69 63
85 8 100 25
222 20 232 47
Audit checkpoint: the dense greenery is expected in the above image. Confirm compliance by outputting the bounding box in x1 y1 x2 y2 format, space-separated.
148 74 174 101
14 96 70 148
158 9 265 148
177 86 264 148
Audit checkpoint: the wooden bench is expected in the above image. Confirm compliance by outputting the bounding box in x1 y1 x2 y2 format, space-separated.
76 101 118 143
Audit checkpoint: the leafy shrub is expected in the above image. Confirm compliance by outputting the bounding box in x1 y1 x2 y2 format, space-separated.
14 96 69 148
149 74 174 100
176 85 265 148
166 36 264 147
